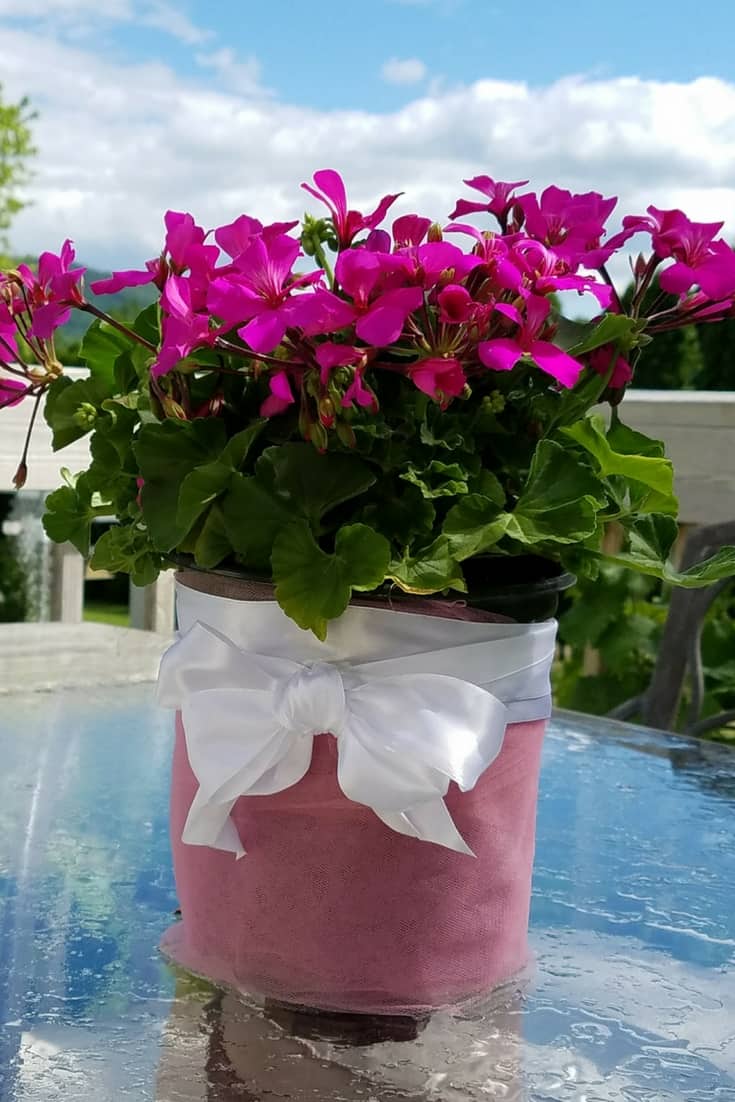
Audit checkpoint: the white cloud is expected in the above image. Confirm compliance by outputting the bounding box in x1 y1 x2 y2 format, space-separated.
196 47 267 97
381 57 428 86
0 0 211 44
2 26 735 292
0 0 132 16
138 1 212 46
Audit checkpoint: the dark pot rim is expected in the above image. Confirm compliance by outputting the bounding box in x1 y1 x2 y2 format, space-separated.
170 552 575 605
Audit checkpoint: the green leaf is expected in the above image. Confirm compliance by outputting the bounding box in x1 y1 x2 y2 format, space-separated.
42 473 99 555
567 313 638 357
176 421 266 535
607 418 665 459
220 421 266 468
258 443 376 523
86 406 139 506
506 440 607 546
177 462 232 533
388 536 466 595
44 375 112 449
419 409 465 451
194 503 232 569
272 521 391 639
132 303 160 346
443 495 511 560
79 319 131 388
133 419 228 551
90 523 163 587
401 460 469 499
608 546 735 587
562 414 676 515
625 513 679 562
470 469 505 506
222 472 294 569
360 483 435 545
604 513 735 587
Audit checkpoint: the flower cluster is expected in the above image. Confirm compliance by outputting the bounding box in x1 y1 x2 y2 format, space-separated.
2 169 735 634
3 170 735 435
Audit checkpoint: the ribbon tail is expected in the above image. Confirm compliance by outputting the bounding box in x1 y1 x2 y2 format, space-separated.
375 800 475 858
182 789 245 858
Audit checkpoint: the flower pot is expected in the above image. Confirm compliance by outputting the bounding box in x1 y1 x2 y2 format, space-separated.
159 568 561 1022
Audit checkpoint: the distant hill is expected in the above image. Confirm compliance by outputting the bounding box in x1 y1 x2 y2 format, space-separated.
64 267 158 340
0 255 158 357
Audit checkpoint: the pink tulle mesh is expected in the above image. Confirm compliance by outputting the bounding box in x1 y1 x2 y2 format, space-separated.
162 714 546 1015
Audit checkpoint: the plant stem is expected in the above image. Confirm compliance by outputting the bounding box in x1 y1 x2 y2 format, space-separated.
599 265 623 314
214 337 304 368
14 390 43 487
312 241 335 290
79 301 157 352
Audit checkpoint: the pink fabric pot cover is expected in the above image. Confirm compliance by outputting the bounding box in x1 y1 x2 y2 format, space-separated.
160 573 548 1015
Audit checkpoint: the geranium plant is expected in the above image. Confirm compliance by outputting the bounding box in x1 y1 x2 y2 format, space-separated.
2 170 735 637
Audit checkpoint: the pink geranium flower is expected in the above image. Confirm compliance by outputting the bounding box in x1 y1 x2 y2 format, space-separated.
208 233 323 354
392 215 432 248
588 343 633 389
260 370 295 417
91 211 215 296
302 169 400 250
409 356 466 407
511 239 613 308
479 296 584 387
335 249 423 346
16 240 86 339
0 377 31 408
515 186 618 269
621 207 735 299
0 300 19 361
315 343 376 409
391 241 483 291
449 176 528 222
443 224 524 292
152 274 215 377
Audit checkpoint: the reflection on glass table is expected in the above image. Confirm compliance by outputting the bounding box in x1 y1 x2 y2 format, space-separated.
0 684 734 1101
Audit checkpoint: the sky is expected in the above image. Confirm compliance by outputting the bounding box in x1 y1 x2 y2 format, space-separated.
1 0 735 284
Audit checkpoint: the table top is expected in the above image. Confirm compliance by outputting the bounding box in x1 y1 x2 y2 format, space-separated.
1 684 734 1101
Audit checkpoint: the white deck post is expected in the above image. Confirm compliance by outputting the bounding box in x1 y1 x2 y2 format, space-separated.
49 542 85 624
128 573 176 635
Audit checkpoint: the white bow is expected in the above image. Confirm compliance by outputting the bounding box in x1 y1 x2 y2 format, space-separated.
157 621 533 858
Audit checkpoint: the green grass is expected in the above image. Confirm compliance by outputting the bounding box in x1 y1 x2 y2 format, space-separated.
84 601 130 627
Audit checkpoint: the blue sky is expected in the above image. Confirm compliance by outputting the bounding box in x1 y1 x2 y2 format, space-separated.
1 0 734 273
102 0 735 111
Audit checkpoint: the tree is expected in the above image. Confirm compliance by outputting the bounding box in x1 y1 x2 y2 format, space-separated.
0 84 36 255
621 277 704 390
694 316 735 390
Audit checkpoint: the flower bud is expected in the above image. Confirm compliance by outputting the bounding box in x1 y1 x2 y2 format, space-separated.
427 222 443 243
161 396 188 420
72 401 98 430
298 405 312 440
336 421 356 448
318 395 335 427
13 460 27 489
308 420 328 451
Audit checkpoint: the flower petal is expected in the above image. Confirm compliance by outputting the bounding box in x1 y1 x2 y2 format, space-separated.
530 341 584 388
478 339 522 373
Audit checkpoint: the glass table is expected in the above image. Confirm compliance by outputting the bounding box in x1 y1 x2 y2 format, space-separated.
1 684 734 1101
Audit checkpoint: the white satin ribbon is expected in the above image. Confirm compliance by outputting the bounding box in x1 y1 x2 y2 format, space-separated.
158 583 557 858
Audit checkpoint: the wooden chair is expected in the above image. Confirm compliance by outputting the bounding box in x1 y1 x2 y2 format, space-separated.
609 521 735 735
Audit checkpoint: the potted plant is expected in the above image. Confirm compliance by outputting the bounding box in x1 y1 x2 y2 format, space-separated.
2 170 734 1021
